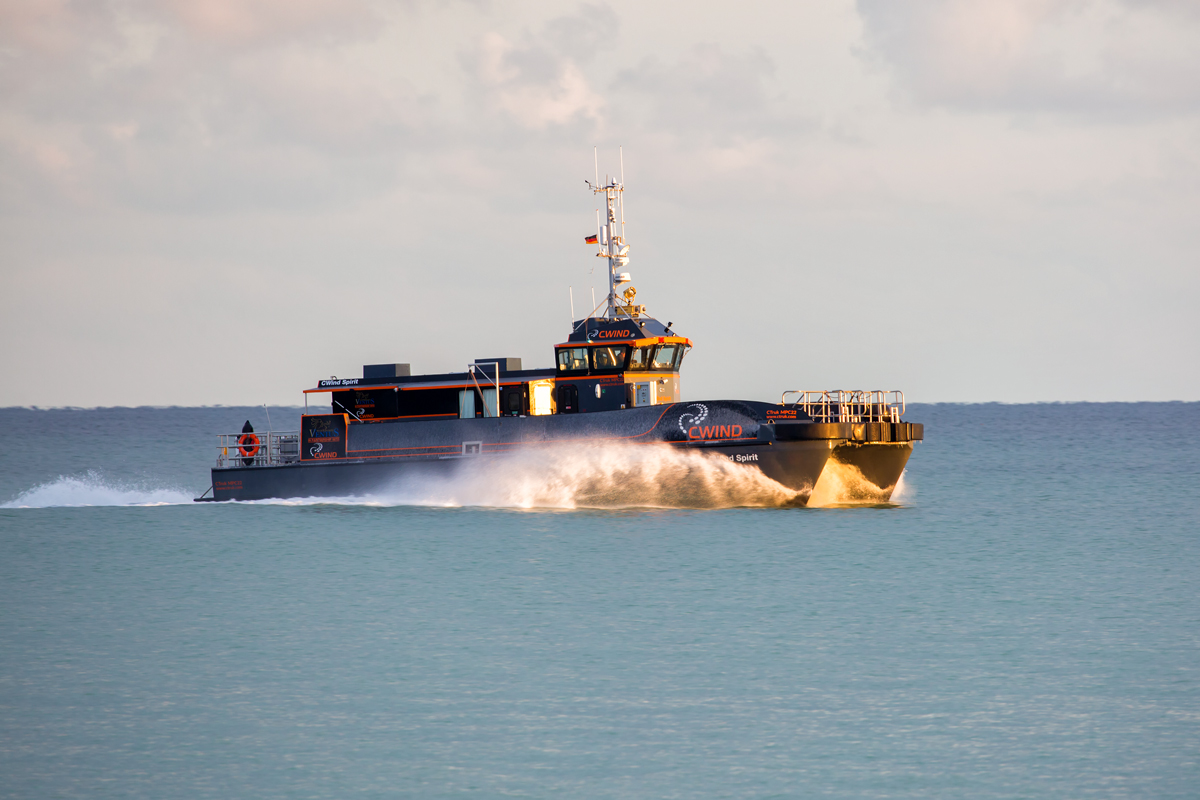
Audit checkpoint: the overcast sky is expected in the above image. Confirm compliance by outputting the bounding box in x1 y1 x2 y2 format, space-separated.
2 0 1198 407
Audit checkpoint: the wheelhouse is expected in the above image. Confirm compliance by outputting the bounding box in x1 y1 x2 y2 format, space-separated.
554 338 691 376
551 331 692 413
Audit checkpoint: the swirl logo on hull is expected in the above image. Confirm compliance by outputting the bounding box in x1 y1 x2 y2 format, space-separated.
678 403 708 434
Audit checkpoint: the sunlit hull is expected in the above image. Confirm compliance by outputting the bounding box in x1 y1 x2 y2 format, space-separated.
201 400 919 506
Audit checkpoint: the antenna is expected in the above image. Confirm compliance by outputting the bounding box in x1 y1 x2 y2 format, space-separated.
569 285 575 324
263 404 273 432
619 146 625 236
586 150 634 320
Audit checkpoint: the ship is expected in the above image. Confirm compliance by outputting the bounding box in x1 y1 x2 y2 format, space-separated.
197 159 923 505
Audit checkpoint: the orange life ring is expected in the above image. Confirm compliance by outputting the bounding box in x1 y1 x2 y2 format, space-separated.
238 433 260 459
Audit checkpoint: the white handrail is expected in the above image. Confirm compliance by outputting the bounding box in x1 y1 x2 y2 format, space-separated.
779 390 905 423
215 431 301 468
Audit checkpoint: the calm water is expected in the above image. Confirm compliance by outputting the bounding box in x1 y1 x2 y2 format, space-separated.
1 403 1198 798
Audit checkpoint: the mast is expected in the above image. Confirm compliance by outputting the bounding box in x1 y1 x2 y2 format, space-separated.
586 147 631 320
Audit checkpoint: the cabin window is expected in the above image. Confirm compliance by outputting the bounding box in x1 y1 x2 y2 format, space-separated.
332 389 398 419
557 347 588 373
331 391 354 417
480 388 498 418
397 388 458 417
627 346 652 371
529 379 555 415
591 345 628 372
651 344 679 371
674 345 691 370
348 388 399 419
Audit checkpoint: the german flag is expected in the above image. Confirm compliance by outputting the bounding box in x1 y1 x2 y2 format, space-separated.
584 234 598 244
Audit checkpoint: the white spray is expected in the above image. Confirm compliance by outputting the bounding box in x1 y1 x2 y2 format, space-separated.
377 442 801 509
808 460 906 507
2 471 194 508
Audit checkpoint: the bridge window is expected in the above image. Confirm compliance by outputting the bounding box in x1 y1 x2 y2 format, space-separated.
627 346 651 371
557 347 588 373
651 344 679 371
591 345 628 372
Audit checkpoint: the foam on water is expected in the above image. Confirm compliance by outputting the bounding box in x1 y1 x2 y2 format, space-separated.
2 471 194 508
244 443 803 509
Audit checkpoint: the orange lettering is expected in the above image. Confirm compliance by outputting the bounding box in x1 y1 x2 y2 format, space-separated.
688 424 744 440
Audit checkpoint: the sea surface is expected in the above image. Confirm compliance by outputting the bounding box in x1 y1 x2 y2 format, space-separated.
1 402 1197 798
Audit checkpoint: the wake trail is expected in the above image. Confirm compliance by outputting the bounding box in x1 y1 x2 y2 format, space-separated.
2 471 194 508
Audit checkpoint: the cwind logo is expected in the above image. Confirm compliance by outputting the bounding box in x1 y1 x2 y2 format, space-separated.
689 424 743 440
588 328 634 340
679 403 746 439
678 403 708 434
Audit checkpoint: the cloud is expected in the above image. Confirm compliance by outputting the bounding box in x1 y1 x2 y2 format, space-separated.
856 0 1200 117
0 0 424 212
613 44 779 138
464 5 616 131
159 0 377 47
470 31 603 130
543 2 619 59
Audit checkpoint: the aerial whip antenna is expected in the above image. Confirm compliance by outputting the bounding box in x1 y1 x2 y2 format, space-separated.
587 152 630 319
619 146 625 234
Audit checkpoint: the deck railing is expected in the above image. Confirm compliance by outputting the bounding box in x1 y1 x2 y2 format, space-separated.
215 431 301 468
780 390 905 424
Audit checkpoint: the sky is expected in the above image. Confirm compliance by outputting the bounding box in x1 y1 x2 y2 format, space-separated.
2 0 1198 407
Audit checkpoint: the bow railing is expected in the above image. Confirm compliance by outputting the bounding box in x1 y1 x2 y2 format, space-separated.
780 390 905 424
